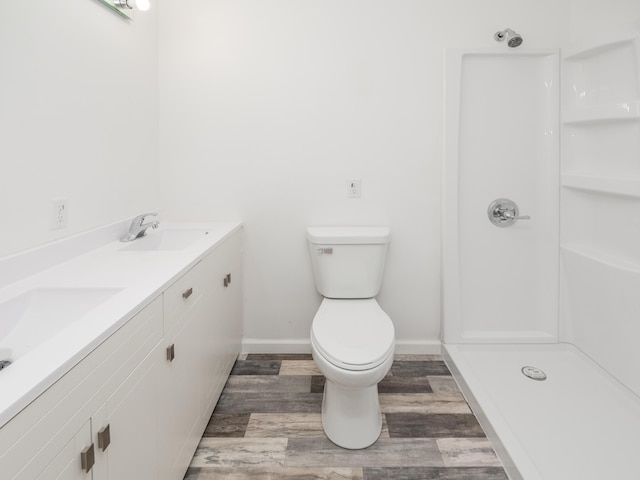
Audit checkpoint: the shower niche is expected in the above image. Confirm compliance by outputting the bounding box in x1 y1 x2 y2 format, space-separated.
560 27 640 398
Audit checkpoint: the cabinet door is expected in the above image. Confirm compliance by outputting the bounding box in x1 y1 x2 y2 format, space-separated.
93 345 162 480
220 231 242 367
201 230 243 418
159 303 204 480
36 421 92 480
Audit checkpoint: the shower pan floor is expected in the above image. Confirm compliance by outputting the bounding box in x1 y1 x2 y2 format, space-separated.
443 343 640 480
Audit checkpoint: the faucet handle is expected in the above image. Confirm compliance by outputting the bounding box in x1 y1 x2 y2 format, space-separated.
487 199 530 228
132 212 158 225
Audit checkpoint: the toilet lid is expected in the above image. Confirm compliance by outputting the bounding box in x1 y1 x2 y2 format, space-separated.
311 298 395 371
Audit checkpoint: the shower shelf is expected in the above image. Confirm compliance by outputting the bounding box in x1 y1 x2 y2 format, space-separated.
562 102 640 124
560 244 640 273
561 174 640 197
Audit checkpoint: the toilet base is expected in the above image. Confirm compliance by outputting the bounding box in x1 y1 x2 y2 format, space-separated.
321 380 382 449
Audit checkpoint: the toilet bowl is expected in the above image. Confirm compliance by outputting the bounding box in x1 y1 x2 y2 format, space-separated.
311 298 395 449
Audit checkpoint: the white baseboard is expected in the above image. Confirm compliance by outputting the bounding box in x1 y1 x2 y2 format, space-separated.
395 339 442 355
241 338 442 355
241 339 311 354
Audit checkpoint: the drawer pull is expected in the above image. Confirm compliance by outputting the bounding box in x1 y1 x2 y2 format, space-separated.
167 343 175 362
98 424 111 451
226 273 232 284
223 277 228 288
182 287 193 299
80 443 95 473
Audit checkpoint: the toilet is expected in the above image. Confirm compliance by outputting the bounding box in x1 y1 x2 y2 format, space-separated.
307 226 395 449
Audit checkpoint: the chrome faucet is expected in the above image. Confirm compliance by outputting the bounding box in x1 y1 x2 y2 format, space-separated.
120 213 159 242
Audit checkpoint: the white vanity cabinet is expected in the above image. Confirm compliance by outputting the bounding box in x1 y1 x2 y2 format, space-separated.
0 227 243 480
0 296 163 480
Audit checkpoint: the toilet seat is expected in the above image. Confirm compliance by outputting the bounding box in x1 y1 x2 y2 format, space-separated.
311 298 395 371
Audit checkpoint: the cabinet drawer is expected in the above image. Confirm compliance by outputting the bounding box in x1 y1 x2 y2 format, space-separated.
163 261 205 335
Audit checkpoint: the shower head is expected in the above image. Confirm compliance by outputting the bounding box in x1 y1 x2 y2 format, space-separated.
508 34 523 48
494 28 523 47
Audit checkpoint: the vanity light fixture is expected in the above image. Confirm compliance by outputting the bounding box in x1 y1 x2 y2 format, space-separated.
114 0 150 11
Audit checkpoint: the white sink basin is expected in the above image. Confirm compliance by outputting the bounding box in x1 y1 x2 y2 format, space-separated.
0 287 122 364
119 229 210 251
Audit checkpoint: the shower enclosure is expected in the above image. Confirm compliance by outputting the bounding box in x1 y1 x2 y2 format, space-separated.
442 25 640 480
442 49 559 344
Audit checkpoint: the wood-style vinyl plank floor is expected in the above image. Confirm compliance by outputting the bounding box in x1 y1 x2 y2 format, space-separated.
184 354 508 480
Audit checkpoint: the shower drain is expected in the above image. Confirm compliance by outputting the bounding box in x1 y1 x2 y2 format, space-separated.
521 366 546 381
0 360 12 371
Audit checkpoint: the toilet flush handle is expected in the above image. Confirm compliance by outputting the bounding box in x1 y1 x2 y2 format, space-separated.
317 248 333 255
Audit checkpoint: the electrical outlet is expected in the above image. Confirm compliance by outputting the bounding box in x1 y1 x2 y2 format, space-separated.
51 199 68 229
348 178 362 198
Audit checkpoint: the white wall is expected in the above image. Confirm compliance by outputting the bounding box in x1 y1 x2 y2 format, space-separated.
0 0 159 257
569 0 640 41
3 0 639 354
158 0 571 351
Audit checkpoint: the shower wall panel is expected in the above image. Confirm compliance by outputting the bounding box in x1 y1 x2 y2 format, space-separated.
443 50 559 344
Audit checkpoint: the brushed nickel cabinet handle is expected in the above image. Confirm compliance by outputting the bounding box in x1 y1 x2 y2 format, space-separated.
80 443 95 473
182 287 193 299
166 343 175 362
98 424 111 451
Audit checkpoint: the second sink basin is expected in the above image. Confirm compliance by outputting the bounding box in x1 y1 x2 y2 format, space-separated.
119 229 210 252
0 287 122 364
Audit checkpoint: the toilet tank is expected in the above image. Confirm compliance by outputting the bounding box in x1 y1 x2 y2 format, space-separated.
307 226 390 299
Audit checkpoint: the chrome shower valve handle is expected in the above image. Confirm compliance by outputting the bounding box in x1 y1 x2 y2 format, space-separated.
503 211 530 221
487 198 530 227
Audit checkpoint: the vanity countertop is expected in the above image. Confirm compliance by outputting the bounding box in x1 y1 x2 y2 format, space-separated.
0 220 242 428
